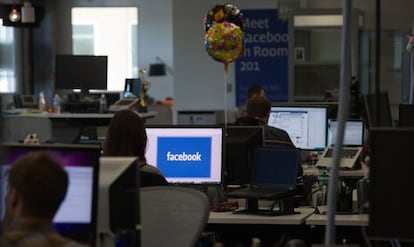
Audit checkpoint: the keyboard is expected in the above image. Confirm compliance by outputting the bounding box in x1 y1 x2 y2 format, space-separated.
316 147 363 169
227 187 295 199
324 148 359 159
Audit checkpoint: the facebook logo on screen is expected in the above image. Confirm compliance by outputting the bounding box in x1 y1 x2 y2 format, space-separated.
157 137 211 178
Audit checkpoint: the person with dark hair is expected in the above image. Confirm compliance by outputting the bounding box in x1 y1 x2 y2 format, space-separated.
235 96 303 176
236 96 294 146
0 152 88 247
238 85 266 118
247 84 265 99
103 109 168 187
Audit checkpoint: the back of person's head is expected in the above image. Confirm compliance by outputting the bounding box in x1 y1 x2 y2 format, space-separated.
246 96 271 118
103 109 147 162
7 151 68 220
247 85 265 99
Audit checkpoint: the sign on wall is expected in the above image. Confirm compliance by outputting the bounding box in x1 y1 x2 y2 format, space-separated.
235 9 288 106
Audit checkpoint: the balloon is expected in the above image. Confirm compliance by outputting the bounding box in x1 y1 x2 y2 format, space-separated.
204 3 244 32
205 21 244 64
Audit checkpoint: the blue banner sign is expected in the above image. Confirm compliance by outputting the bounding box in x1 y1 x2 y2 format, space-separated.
235 9 288 106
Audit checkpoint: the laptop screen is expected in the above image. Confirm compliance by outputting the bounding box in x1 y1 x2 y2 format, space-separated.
327 119 364 146
0 144 100 246
145 126 223 184
268 105 327 150
252 148 300 189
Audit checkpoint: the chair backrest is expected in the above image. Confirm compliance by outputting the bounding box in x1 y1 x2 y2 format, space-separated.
1 116 53 143
145 104 173 125
140 186 209 247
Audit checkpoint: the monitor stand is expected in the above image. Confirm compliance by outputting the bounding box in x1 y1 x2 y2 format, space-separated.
232 197 299 216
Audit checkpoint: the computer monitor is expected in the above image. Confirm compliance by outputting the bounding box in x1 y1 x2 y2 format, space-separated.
97 157 140 246
368 128 414 242
327 119 365 147
145 126 223 185
55 55 108 95
225 126 264 186
362 92 393 127
268 105 328 150
124 78 141 98
0 143 100 246
398 104 414 127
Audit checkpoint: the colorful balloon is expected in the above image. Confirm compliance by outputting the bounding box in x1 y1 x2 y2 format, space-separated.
205 21 244 64
204 3 244 33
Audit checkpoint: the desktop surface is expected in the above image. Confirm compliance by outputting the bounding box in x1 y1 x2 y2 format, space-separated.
208 207 314 225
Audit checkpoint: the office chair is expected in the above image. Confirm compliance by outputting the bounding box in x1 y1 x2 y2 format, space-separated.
1 116 53 143
140 186 210 247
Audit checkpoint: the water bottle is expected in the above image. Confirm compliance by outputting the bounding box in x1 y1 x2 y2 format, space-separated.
38 91 46 112
53 93 61 114
99 94 107 113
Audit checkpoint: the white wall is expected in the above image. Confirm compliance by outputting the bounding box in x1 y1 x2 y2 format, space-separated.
137 0 174 102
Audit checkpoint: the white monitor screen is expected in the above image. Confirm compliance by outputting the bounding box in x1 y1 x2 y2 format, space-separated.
268 105 328 150
327 119 364 146
145 126 223 184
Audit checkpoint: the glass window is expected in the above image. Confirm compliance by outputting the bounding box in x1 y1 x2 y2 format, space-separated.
0 19 17 93
71 7 138 91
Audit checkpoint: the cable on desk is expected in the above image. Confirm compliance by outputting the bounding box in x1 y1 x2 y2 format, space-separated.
390 239 401 247
361 226 373 247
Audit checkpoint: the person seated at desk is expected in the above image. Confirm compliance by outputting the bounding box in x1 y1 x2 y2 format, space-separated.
238 84 266 117
235 96 295 147
234 96 303 177
102 109 168 187
0 152 88 247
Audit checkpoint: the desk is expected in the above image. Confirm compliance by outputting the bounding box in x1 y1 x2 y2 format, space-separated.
206 207 314 246
208 207 314 225
306 213 368 226
306 213 369 245
302 165 368 178
16 112 156 120
4 112 156 143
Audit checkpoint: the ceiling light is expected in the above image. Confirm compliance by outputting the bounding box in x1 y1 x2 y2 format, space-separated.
9 6 21 23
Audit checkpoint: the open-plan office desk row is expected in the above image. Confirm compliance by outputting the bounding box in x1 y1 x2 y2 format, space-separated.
2 112 156 143
207 205 368 245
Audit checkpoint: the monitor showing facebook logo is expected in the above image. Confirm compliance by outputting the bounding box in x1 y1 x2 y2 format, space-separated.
145 127 223 184
158 137 211 178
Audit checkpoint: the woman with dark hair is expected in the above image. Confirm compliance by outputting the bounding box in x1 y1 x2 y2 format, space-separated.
103 109 168 187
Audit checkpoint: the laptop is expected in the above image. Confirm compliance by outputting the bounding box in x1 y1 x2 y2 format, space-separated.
316 119 364 169
227 148 300 200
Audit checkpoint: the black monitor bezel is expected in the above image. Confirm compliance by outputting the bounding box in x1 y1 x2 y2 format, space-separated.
224 125 264 186
398 104 414 127
362 92 393 128
55 54 108 93
368 127 414 242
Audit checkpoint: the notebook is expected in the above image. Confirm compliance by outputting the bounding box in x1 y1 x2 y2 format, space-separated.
227 148 300 200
